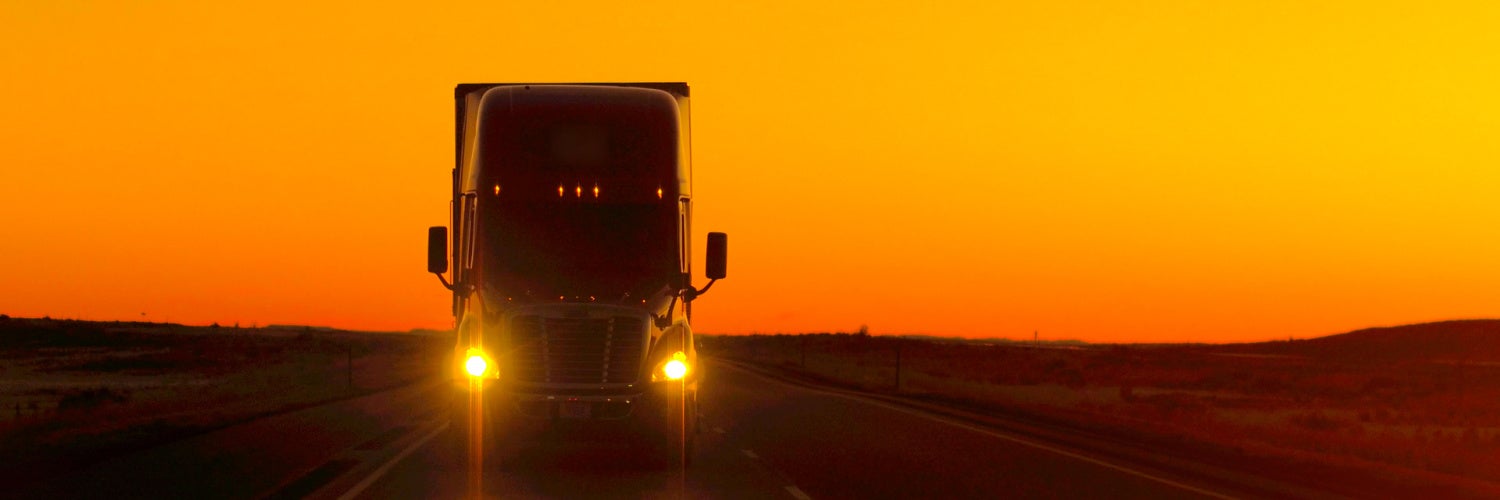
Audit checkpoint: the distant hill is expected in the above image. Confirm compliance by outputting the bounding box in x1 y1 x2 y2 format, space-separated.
1219 319 1500 363
892 334 1089 347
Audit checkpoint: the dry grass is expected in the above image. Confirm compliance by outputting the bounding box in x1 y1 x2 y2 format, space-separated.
705 327 1500 485
0 317 449 484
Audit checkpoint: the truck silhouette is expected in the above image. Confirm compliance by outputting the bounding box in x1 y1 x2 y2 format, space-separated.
427 83 727 468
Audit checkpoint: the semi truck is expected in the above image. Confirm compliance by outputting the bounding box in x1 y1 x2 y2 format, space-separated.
426 83 726 468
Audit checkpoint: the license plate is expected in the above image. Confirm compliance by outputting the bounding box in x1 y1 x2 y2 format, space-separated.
559 401 591 419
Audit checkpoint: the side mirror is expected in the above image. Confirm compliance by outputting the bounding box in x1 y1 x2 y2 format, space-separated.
705 232 727 280
427 226 448 274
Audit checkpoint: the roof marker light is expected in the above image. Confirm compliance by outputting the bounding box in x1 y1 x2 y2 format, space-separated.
656 187 663 199
558 184 564 197
593 184 600 198
494 184 501 196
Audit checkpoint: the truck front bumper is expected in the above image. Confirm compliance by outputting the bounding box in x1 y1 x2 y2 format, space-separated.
452 380 695 441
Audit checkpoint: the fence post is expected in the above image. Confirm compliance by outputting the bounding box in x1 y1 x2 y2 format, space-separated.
894 342 902 392
347 345 354 389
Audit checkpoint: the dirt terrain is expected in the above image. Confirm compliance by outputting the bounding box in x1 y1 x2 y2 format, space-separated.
704 320 1500 488
0 317 449 487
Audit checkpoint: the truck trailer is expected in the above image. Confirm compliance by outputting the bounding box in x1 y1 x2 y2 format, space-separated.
426 83 726 469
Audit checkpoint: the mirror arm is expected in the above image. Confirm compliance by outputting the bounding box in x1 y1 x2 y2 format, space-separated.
434 273 456 292
656 295 678 329
684 279 717 301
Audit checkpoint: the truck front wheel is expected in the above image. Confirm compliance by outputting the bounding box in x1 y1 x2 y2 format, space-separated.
646 389 697 468
447 388 524 471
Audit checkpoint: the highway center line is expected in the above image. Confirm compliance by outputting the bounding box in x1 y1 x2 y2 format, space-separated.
718 361 1234 500
336 421 448 500
784 485 813 500
742 449 760 459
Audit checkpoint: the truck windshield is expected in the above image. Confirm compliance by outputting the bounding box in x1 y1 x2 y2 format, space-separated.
480 200 677 300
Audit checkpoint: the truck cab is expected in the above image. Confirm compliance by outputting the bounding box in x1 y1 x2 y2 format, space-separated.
426 83 726 467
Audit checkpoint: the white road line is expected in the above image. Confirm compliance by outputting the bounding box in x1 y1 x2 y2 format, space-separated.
785 485 812 500
719 361 1234 500
713 427 727 434
337 421 448 500
741 449 759 459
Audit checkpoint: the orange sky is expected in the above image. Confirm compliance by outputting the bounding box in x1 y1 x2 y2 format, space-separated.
2 1 1497 342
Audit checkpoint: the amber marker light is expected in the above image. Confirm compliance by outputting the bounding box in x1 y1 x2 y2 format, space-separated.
558 184 564 197
494 184 500 196
575 184 582 197
656 186 663 199
592 184 599 198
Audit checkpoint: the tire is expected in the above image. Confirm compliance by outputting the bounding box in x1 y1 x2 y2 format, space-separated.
684 392 698 465
448 388 524 471
648 390 697 468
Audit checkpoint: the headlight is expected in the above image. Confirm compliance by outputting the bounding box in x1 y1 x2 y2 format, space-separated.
463 348 493 378
465 354 488 377
653 351 690 382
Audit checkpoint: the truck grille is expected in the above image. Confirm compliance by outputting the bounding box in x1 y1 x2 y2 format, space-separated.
509 315 647 384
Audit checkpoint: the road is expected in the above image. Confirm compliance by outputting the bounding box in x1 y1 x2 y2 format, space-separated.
350 359 1230 499
27 359 1339 499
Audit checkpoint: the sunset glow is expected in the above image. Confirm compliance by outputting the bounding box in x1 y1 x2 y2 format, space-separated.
2 1 1497 342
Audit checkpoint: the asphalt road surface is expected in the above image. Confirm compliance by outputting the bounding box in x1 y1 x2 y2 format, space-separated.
30 358 1362 499
347 360 1228 499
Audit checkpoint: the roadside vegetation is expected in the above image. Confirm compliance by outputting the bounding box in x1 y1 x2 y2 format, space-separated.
0 317 448 487
703 320 1500 490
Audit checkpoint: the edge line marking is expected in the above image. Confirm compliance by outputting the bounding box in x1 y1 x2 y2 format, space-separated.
718 361 1233 500
336 421 448 500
